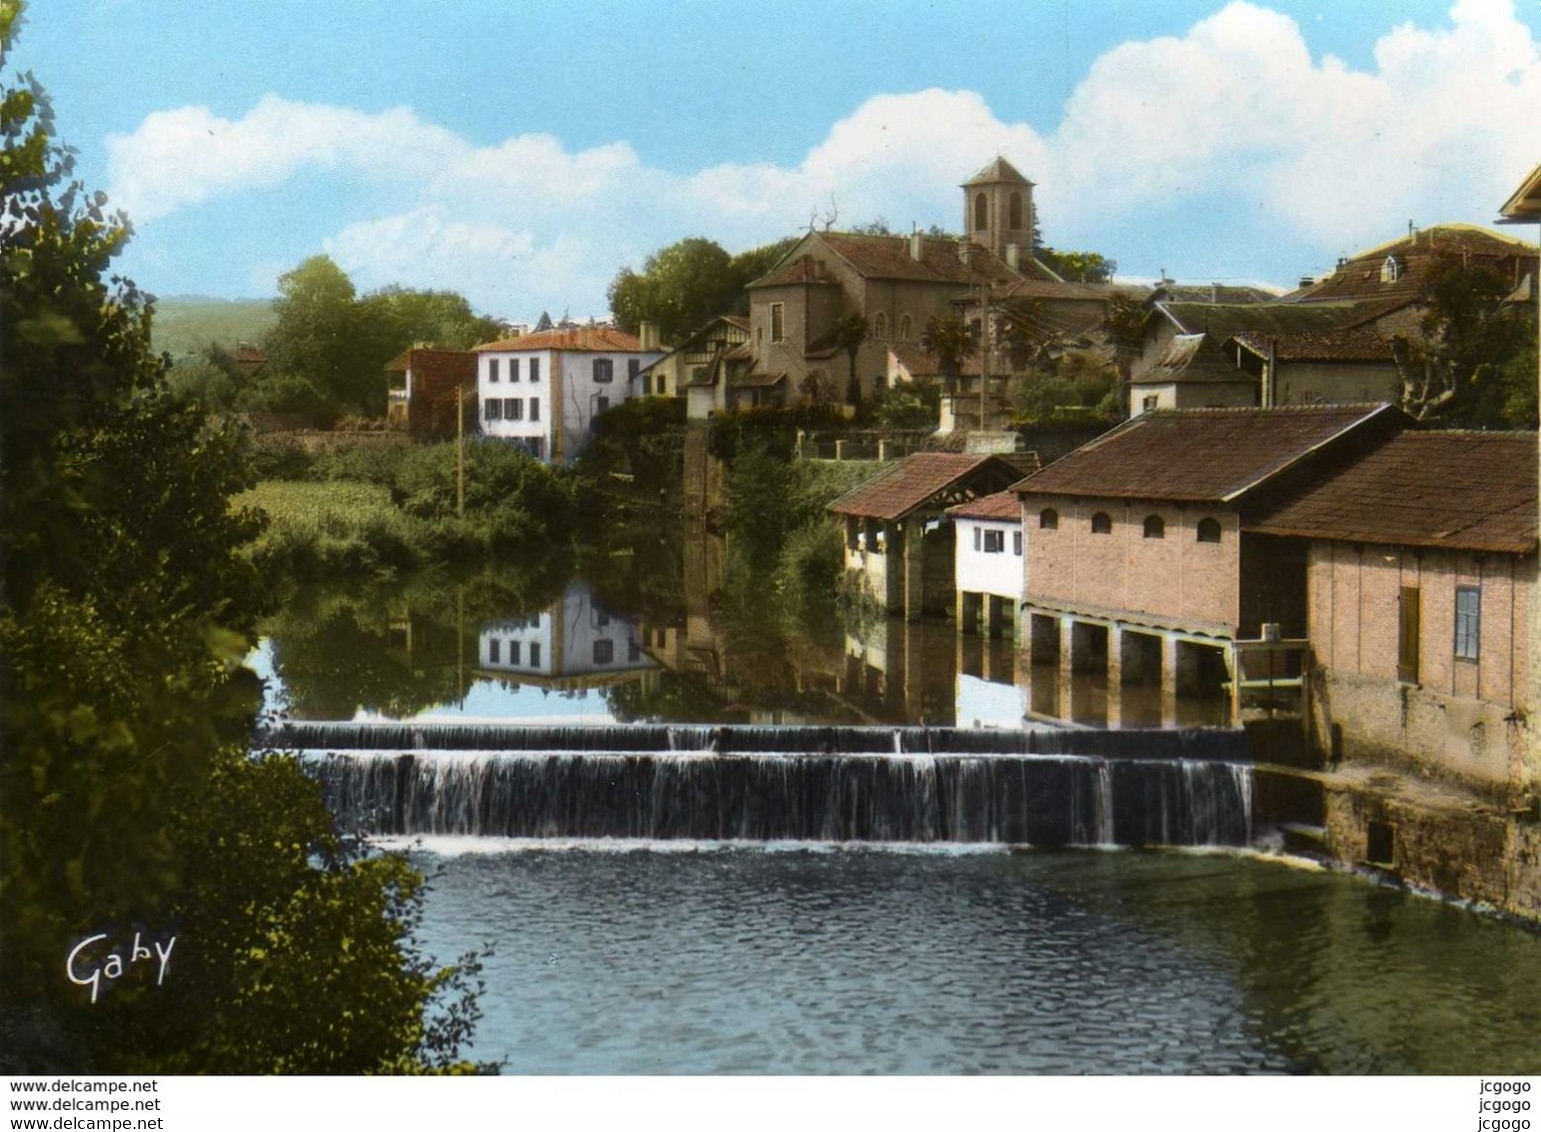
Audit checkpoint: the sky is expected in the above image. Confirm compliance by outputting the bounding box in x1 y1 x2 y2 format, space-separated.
13 0 1541 322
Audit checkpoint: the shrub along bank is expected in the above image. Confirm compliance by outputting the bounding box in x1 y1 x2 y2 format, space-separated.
238 438 576 580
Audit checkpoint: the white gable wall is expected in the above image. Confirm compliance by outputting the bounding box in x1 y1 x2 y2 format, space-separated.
955 516 1024 600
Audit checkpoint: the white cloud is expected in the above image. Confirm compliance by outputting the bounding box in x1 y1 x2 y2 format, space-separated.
106 1 1541 316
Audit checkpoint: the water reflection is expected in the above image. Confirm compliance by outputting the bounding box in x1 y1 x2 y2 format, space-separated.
254 529 1231 729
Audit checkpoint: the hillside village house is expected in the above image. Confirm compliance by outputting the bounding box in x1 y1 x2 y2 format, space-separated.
947 490 1024 637
829 453 1026 621
740 158 1062 409
1012 404 1403 727
634 314 753 419
473 327 664 464
1247 432 1535 794
384 347 476 438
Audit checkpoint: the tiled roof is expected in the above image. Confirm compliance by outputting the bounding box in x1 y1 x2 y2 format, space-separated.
1289 224 1538 304
829 453 1019 521
728 371 786 390
384 347 476 385
473 327 648 353
963 156 1032 186
1130 333 1249 386
233 345 268 364
1230 326 1396 363
947 490 1023 521
997 279 1155 302
751 231 1053 289
721 314 751 331
1013 404 1398 504
1247 431 1537 554
889 344 983 378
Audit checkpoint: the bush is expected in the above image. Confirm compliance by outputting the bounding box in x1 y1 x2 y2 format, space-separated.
773 519 843 608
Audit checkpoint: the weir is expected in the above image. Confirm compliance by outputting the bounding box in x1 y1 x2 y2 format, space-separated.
266 722 1254 849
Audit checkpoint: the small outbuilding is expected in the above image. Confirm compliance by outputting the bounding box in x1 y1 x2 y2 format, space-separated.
829 453 1025 621
947 490 1024 637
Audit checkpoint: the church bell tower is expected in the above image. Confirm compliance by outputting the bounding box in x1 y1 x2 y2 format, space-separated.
962 156 1034 260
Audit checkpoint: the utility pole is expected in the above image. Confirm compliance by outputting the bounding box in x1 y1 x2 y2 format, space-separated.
456 383 466 519
979 281 991 433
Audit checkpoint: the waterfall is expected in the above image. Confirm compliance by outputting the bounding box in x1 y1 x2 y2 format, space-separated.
298 746 1254 850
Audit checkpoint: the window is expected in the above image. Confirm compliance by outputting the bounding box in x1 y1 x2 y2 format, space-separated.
595 395 610 414
1090 512 1112 535
974 192 988 231
1455 585 1481 661
488 358 500 383
1143 395 1159 413
1398 586 1421 683
509 640 522 665
593 639 614 665
484 398 502 422
1039 508 1058 530
658 375 667 395
873 313 887 339
1013 530 1023 556
593 358 614 383
1009 191 1022 229
972 527 981 552
489 639 500 663
529 642 541 667
983 529 1005 554
1143 515 1165 539
529 357 541 383
1381 256 1401 284
642 373 653 395
505 398 522 421
771 303 785 344
1196 517 1222 543
529 397 540 422
509 358 520 381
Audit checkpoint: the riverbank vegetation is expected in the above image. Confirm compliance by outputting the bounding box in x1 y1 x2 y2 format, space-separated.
0 6 485 1072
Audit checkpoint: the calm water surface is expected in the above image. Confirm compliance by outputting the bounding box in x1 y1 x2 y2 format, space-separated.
409 844 1541 1075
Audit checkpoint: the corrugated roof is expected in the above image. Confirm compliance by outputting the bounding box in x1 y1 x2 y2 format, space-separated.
474 327 648 353
948 490 1023 521
829 453 1018 521
1247 431 1538 554
1013 404 1397 504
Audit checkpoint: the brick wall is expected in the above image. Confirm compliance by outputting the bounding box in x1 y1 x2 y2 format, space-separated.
1307 542 1534 792
1024 493 1240 630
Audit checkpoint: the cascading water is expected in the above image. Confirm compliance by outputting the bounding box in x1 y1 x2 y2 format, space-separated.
271 722 1255 849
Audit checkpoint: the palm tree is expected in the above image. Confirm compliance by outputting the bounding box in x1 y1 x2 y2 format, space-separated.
922 315 973 393
833 313 868 410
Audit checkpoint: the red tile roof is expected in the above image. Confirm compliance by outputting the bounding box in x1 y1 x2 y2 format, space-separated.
947 490 1023 521
1247 431 1538 554
829 453 1022 521
474 327 648 353
1013 404 1399 504
1288 224 1537 305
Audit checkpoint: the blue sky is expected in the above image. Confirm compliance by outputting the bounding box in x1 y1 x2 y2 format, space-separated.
15 0 1541 321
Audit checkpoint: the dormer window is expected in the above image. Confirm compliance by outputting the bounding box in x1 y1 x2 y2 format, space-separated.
1381 256 1401 284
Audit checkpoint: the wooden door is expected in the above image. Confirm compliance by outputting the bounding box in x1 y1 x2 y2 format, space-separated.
1397 586 1421 684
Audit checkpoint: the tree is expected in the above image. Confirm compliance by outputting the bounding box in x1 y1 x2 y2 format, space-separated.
833 313 867 409
264 255 370 411
922 315 974 391
607 237 738 342
1037 248 1117 283
1392 251 1533 425
0 4 482 1072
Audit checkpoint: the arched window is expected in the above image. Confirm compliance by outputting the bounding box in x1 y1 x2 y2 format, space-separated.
1143 515 1165 539
898 315 912 342
1381 255 1400 283
974 192 988 231
873 312 887 340
1038 508 1058 530
1196 517 1222 543
1091 512 1112 535
1009 191 1022 229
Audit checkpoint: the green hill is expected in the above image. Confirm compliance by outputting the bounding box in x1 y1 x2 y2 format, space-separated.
151 295 277 359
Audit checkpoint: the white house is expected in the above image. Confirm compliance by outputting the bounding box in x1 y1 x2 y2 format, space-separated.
947 490 1024 637
473 327 664 464
478 580 655 690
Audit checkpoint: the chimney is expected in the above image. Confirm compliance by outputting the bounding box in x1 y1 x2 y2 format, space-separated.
1298 276 1314 289
1005 243 1020 271
910 228 924 262
638 320 660 351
